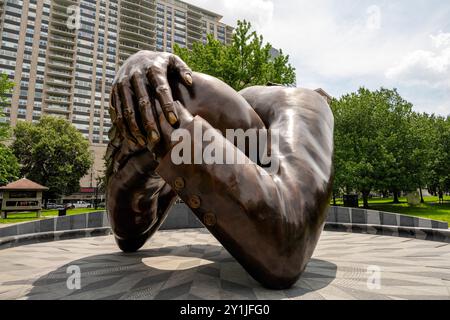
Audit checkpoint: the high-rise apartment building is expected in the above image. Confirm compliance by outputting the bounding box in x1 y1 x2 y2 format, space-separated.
0 0 233 192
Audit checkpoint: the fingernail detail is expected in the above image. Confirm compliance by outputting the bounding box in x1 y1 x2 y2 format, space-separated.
168 112 178 125
185 73 192 86
137 135 146 146
150 130 160 143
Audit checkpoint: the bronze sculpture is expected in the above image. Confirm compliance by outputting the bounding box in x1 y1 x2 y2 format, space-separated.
105 51 334 290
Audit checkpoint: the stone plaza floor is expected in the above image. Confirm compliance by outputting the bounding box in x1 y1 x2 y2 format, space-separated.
0 229 449 300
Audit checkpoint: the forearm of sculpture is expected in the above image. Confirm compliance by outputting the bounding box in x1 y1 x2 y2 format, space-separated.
156 88 334 289
106 148 177 251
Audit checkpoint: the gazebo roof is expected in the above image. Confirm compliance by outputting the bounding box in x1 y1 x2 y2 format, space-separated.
0 178 49 191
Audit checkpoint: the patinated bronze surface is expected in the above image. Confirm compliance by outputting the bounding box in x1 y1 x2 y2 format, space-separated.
105 51 334 289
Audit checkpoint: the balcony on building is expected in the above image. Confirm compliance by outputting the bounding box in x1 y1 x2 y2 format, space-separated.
45 86 72 96
44 104 71 114
46 68 73 79
46 77 72 88
120 4 156 22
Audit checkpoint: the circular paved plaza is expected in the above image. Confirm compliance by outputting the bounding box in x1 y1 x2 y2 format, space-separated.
0 229 449 300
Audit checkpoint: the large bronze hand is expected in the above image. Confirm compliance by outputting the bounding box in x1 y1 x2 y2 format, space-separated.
107 51 193 171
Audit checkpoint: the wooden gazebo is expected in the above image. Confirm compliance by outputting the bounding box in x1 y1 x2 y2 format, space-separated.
0 178 48 219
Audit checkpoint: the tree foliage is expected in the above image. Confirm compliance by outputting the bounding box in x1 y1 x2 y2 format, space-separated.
427 115 450 193
0 72 19 185
0 145 19 185
331 87 449 208
0 72 14 140
174 20 296 91
12 116 93 200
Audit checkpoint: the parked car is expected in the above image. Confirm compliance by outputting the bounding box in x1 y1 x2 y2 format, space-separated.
66 201 92 209
97 202 106 208
47 203 64 210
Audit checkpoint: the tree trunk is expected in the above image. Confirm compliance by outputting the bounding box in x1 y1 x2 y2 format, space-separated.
393 191 400 204
362 191 369 209
419 187 424 203
333 193 337 206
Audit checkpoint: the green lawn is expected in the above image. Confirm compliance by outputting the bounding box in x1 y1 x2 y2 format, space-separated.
0 208 105 224
333 196 450 224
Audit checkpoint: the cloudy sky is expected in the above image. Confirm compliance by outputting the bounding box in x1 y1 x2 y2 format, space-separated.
188 0 450 116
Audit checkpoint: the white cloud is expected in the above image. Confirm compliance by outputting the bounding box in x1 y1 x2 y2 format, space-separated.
431 31 450 49
386 32 450 89
366 5 382 31
257 2 405 79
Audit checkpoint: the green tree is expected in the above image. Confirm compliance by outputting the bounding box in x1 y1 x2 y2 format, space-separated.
374 89 416 203
174 20 296 91
331 87 417 208
0 146 19 185
12 116 93 202
0 72 14 140
427 115 450 194
0 71 19 185
331 96 354 204
406 113 436 202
